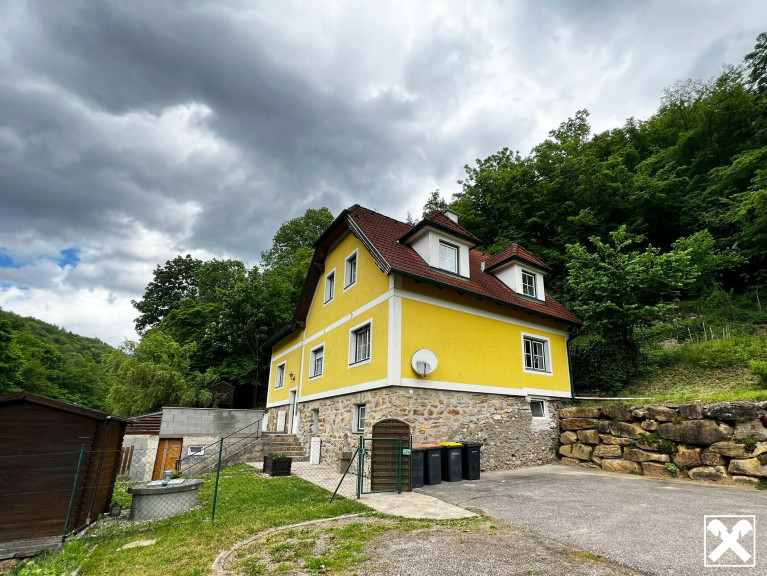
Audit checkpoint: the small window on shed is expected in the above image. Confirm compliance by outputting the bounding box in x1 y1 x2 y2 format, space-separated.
188 445 205 456
530 400 546 419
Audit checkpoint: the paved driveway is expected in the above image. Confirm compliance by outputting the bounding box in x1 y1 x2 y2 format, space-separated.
419 464 767 576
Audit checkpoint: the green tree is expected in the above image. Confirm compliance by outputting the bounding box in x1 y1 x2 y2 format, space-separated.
106 329 215 416
132 255 202 331
566 227 694 344
260 208 334 270
0 315 22 393
745 32 767 94
421 189 449 218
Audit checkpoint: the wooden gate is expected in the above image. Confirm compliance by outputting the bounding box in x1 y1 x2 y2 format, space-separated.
370 419 411 492
152 438 182 480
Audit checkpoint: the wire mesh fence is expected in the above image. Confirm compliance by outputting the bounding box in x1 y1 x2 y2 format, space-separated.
0 431 409 553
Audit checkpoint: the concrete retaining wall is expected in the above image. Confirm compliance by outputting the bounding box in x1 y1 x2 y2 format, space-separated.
159 408 264 438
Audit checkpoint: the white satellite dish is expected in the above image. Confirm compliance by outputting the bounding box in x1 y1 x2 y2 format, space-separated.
411 348 438 377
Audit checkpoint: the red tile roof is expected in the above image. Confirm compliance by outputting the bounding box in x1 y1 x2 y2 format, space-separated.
347 205 581 326
484 244 552 272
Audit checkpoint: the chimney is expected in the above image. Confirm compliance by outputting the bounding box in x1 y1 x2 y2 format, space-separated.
444 209 459 223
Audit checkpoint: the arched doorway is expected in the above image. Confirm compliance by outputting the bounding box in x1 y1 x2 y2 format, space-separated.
370 419 412 492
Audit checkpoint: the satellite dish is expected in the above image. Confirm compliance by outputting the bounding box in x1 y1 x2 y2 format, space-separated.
411 349 438 377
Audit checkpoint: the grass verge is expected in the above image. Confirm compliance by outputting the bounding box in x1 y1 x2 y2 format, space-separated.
11 464 367 576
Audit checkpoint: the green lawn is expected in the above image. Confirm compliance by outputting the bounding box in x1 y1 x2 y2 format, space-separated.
12 465 367 576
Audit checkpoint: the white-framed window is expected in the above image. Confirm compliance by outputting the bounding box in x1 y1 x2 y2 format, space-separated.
349 320 372 366
275 362 286 389
187 445 205 456
353 404 366 433
324 269 335 304
309 344 324 379
521 270 537 298
522 334 551 374
438 241 458 273
530 399 546 419
345 250 358 289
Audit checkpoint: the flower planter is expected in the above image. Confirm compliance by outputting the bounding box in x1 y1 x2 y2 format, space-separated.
263 456 292 476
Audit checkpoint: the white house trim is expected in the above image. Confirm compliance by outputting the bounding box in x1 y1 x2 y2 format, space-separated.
293 378 389 404
271 289 394 363
400 378 572 398
387 294 402 387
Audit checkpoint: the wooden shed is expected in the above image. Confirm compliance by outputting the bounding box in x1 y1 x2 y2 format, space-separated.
0 392 127 546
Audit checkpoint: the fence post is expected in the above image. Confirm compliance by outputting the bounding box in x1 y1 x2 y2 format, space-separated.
211 437 224 522
63 444 86 542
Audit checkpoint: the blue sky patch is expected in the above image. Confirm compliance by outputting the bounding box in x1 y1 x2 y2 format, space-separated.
0 249 22 269
57 248 81 269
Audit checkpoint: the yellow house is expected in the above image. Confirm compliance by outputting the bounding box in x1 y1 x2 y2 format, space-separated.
264 205 581 470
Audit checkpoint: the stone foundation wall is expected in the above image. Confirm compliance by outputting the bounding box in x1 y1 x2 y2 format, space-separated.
558 401 767 487
266 387 560 471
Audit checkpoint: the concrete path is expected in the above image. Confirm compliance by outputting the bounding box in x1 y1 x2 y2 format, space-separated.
419 464 767 576
289 461 474 520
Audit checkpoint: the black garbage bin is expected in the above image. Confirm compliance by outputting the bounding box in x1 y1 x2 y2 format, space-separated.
460 441 483 480
421 445 442 485
410 447 425 489
440 443 463 482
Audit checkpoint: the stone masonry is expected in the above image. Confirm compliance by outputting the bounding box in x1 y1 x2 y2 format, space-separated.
267 387 560 471
559 401 767 488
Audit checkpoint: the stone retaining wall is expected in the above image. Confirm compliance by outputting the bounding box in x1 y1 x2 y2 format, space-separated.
267 387 560 471
558 401 767 487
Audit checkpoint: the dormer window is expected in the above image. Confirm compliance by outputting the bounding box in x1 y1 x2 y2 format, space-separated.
439 241 458 273
521 270 537 298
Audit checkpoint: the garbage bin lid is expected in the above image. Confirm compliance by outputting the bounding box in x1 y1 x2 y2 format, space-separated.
438 442 462 446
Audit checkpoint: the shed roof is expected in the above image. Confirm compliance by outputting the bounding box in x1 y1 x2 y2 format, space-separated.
0 391 128 422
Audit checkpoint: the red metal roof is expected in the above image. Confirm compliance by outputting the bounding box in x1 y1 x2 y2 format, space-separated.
347 205 581 326
483 244 552 272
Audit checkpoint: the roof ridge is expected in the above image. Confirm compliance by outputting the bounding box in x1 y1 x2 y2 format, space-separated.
349 204 413 229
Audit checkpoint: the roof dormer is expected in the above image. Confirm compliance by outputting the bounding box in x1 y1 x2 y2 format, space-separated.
399 210 478 279
483 245 551 302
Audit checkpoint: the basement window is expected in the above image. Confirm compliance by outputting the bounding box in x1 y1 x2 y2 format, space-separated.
353 404 366 433
188 445 205 456
530 400 546 419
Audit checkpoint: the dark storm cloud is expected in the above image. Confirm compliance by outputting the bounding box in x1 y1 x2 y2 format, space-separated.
0 0 763 344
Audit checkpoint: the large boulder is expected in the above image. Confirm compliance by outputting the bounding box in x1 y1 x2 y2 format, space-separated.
593 445 622 459
642 462 676 478
599 405 632 421
560 406 600 419
624 448 670 463
559 443 593 461
577 429 600 444
710 441 767 459
599 434 633 446
597 421 646 439
688 466 728 482
658 420 731 445
733 419 767 441
673 446 702 468
647 405 678 422
701 402 763 421
728 458 767 477
678 402 703 420
560 431 578 445
561 418 598 431
601 459 642 474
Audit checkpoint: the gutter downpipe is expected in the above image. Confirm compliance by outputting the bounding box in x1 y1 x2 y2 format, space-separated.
566 328 581 401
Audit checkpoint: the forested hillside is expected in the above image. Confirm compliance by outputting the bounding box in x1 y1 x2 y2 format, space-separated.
0 309 113 409
448 32 767 393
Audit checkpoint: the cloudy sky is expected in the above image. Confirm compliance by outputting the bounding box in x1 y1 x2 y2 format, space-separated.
0 1 763 346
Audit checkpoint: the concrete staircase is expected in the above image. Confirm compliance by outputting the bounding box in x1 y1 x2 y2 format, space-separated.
265 434 309 462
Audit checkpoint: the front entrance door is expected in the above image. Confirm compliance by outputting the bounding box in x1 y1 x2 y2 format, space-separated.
288 389 299 434
152 438 182 480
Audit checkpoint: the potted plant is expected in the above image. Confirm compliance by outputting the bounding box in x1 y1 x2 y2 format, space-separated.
263 452 292 476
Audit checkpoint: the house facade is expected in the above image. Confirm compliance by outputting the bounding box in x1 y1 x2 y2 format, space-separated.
264 205 581 470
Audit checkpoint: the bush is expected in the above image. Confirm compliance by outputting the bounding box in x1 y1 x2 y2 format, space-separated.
750 361 767 388
571 338 643 392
